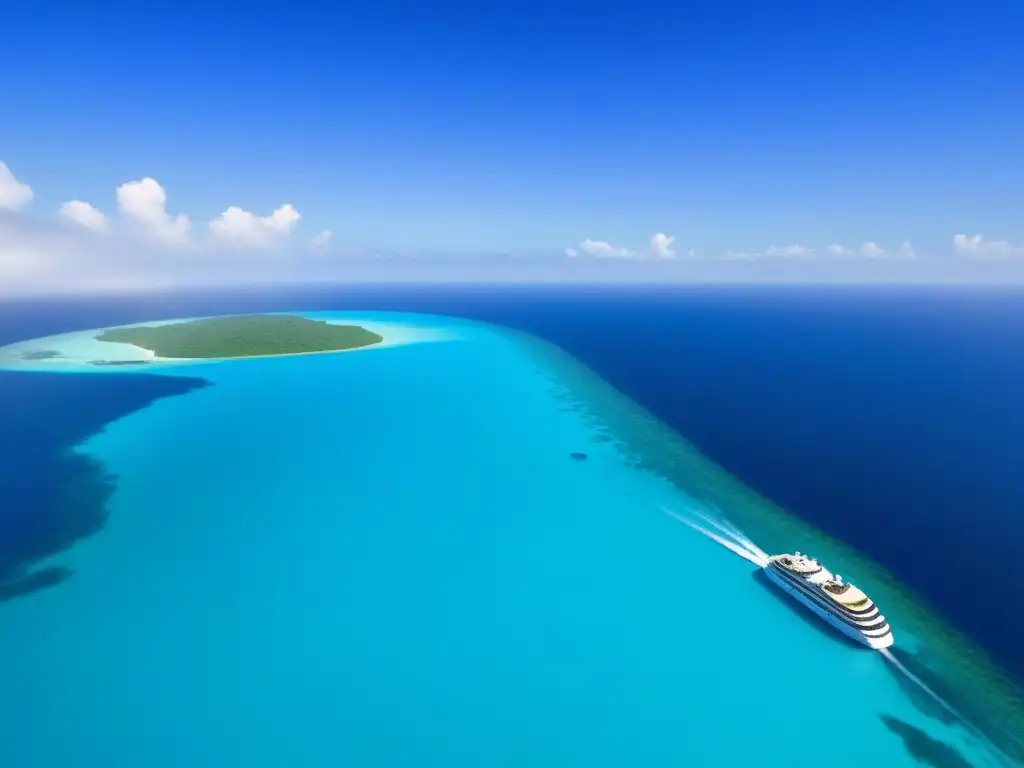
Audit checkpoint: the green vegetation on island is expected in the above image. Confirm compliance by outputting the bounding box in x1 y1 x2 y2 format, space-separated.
96 315 384 359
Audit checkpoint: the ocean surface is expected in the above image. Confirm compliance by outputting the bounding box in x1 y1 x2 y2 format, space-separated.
1 285 1022 767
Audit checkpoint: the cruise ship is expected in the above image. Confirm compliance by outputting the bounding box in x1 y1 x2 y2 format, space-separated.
763 552 894 649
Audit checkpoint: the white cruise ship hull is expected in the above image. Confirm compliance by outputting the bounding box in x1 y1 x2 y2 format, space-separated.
763 564 894 650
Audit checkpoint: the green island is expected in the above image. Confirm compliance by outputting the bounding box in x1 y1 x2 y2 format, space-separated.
95 315 384 359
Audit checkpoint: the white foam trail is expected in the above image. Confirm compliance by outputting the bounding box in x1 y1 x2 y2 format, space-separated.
688 508 748 542
687 509 770 562
660 509 1011 765
877 649 1018 768
692 509 750 542
659 506 769 567
878 648 962 720
679 507 770 563
700 502 758 543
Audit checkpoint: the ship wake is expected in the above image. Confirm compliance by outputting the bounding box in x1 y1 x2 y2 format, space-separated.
877 648 963 722
658 505 769 567
657 506 1011 764
875 649 1011 766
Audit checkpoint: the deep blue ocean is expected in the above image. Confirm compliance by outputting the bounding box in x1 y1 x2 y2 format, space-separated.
1 284 1022 767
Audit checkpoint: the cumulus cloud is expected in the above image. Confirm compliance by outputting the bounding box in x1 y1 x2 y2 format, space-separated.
0 208 176 293
568 232 679 259
116 177 191 245
650 232 677 259
309 228 333 249
0 207 334 294
766 244 813 258
730 241 914 260
860 241 885 258
897 240 917 260
1 211 64 286
0 162 33 211
823 242 915 259
953 234 1021 258
58 200 108 233
578 238 632 258
209 203 301 248
0 159 328 293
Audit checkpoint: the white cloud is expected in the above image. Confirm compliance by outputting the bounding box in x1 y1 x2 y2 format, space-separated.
0 162 33 211
569 232 679 259
210 203 301 248
766 244 813 257
309 228 333 249
729 241 913 260
0 213 62 286
58 200 108 233
0 209 176 293
0 164 323 293
579 238 632 258
116 177 191 245
860 241 885 258
897 240 917 260
953 234 1021 258
650 232 677 259
0 207 349 295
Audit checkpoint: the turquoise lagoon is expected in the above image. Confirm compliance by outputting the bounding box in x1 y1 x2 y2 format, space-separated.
0 311 1018 767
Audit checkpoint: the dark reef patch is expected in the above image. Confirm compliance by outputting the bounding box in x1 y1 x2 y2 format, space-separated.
0 566 72 603
881 647 1024 763
879 715 975 768
884 648 960 727
21 350 62 360
570 452 588 461
0 370 208 600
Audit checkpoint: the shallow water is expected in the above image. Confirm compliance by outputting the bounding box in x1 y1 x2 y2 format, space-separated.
0 311 1014 767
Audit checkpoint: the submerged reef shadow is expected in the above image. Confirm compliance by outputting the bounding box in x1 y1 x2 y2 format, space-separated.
879 714 976 768
0 566 72 603
20 350 62 361
0 369 209 600
882 647 1024 764
885 648 961 728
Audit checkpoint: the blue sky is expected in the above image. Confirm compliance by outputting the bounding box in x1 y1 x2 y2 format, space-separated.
1 1 1023 291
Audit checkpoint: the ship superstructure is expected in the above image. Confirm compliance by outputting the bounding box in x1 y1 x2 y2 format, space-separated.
764 552 893 650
